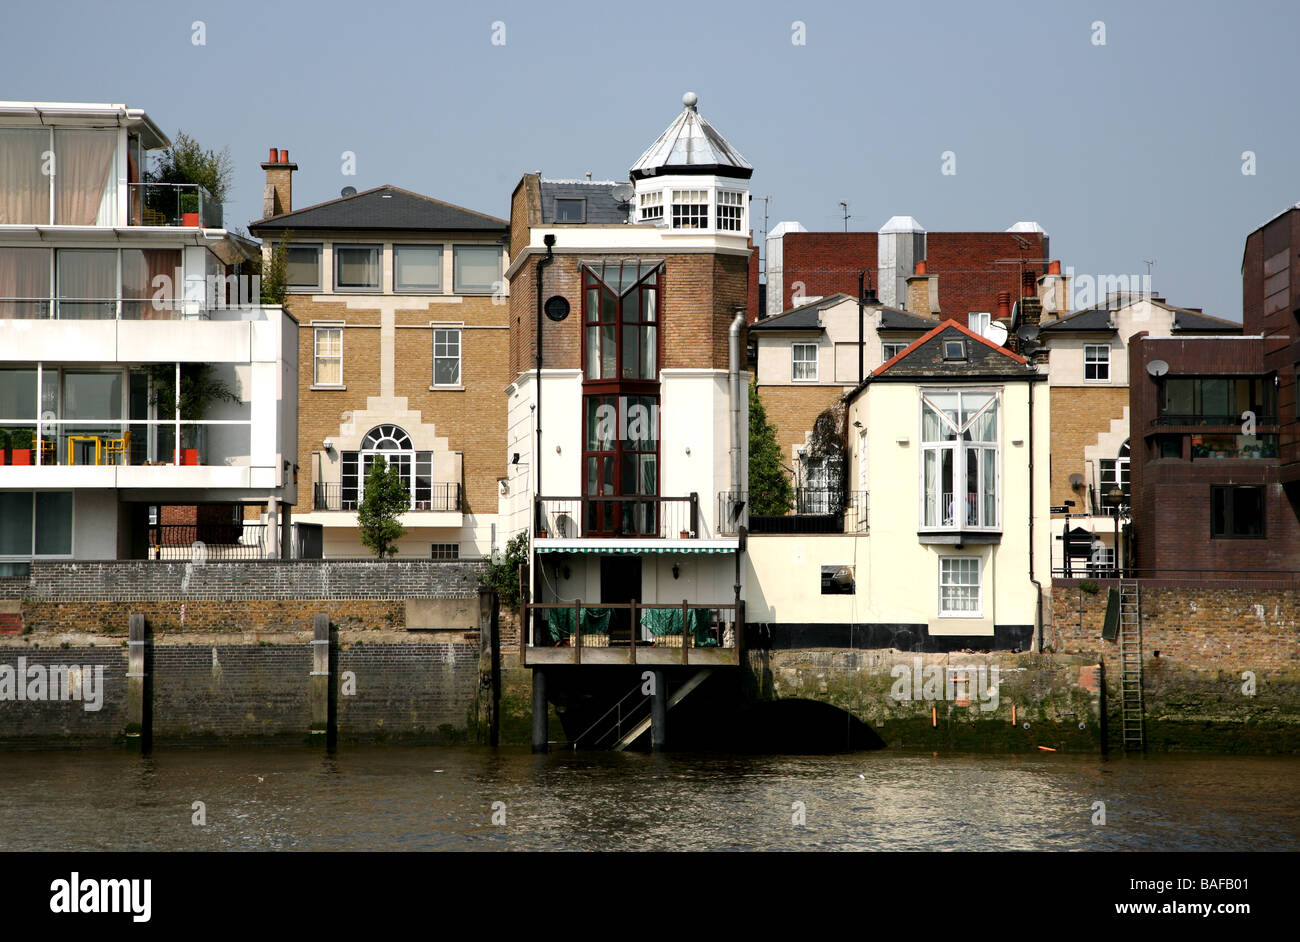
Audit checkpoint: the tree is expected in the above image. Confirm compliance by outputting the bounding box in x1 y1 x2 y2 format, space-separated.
748 381 793 515
149 131 234 203
481 531 530 611
260 232 291 305
358 458 409 558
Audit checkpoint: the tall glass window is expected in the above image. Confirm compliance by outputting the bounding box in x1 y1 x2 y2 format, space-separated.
921 390 999 530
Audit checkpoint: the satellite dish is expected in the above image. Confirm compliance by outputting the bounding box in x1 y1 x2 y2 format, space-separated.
340 186 357 197
985 323 1008 347
611 183 634 205
1016 324 1040 342
1146 359 1169 377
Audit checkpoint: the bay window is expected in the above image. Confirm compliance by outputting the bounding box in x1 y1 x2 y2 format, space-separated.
671 189 709 229
921 390 999 531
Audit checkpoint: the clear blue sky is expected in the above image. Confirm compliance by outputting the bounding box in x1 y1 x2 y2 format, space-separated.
3 0 1297 320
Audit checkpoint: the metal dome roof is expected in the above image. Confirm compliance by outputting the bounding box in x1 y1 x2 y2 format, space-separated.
629 92 753 181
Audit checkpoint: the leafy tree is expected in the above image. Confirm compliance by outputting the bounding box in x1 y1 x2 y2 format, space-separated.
260 232 291 305
481 531 530 611
748 381 793 515
358 458 409 558
148 363 240 420
149 131 234 203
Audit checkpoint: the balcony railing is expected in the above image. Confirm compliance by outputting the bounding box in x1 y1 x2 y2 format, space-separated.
128 182 223 229
0 297 209 320
717 489 868 534
0 420 251 468
534 494 699 539
521 599 741 666
147 522 270 560
313 482 462 513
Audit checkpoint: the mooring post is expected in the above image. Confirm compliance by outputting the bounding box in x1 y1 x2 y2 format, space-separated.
309 613 335 746
651 669 668 752
531 668 549 753
125 613 151 752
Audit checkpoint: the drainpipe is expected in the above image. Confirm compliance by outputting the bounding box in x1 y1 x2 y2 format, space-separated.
728 311 746 499
535 235 555 505
1028 368 1044 652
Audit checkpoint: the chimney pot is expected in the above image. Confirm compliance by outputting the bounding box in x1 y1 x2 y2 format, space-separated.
996 290 1012 321
1047 260 1061 275
268 147 277 162
915 260 927 275
279 149 289 164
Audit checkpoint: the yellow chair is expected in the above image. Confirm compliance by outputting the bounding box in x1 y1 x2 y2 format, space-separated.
105 430 132 465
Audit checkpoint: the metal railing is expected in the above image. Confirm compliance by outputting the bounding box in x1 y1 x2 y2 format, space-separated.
147 522 269 560
1153 413 1277 427
0 297 208 320
313 482 462 512
128 182 223 229
534 494 699 539
719 489 868 534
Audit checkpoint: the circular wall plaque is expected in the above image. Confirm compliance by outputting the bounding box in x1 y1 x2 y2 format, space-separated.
544 295 570 322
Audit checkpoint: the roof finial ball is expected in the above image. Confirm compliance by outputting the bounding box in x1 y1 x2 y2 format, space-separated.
682 91 698 110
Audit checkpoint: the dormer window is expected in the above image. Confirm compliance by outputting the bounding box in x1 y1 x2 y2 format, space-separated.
554 198 585 223
716 190 744 231
671 189 709 229
639 190 663 222
943 339 966 361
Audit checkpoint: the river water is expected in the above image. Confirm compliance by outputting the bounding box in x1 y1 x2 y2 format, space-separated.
1 747 1296 852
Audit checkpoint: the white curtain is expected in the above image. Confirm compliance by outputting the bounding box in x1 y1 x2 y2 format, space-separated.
54 129 116 226
0 129 50 224
56 249 116 319
0 247 51 318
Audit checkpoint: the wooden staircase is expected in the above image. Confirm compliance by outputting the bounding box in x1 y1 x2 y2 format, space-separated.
1118 582 1146 752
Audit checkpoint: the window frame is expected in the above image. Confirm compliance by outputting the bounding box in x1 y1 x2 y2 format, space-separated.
938 556 982 618
670 189 709 230
554 198 586 223
280 243 322 292
312 325 344 387
393 244 443 294
432 327 462 387
0 490 74 560
882 341 908 362
791 342 819 382
1210 484 1266 539
716 190 744 232
452 244 503 295
968 312 991 337
639 190 663 222
942 339 966 361
332 243 382 293
1084 343 1111 382
919 388 1001 533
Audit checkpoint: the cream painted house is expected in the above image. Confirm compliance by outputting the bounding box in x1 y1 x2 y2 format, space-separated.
745 319 1051 651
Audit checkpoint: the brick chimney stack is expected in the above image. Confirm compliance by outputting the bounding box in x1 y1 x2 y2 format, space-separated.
261 147 298 219
904 260 940 318
1037 260 1071 316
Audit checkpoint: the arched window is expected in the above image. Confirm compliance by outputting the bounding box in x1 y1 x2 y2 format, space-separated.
337 425 441 511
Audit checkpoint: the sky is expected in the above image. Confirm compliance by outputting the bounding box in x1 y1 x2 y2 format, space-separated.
3 0 1298 320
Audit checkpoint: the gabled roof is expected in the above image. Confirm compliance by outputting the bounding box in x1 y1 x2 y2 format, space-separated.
878 306 937 331
630 92 752 181
1039 297 1242 334
539 180 630 225
871 318 1028 378
249 185 506 232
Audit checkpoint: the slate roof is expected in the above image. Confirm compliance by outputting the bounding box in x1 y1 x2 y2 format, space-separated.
870 319 1029 380
250 185 506 232
750 292 936 334
1039 298 1242 334
539 180 631 225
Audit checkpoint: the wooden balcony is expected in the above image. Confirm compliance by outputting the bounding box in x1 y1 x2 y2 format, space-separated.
520 600 743 667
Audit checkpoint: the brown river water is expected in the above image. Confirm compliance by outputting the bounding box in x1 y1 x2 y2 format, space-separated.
0 747 1296 851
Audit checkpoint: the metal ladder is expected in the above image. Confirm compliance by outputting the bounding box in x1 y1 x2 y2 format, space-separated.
1118 582 1145 752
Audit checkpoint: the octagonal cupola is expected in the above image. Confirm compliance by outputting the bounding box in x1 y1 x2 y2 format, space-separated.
629 92 752 234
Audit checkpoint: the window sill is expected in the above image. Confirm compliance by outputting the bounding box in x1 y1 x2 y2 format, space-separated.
918 531 1002 545
937 612 984 620
310 384 347 391
428 385 465 391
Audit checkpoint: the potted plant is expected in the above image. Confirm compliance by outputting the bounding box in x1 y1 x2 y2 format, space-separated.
0 429 8 465
9 429 33 466
180 191 200 227
150 363 239 466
